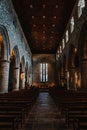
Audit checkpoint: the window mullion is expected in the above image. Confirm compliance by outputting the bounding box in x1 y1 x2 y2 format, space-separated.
42 63 43 82
45 63 46 82
40 63 48 82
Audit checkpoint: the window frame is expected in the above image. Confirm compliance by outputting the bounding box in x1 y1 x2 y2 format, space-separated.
40 62 48 83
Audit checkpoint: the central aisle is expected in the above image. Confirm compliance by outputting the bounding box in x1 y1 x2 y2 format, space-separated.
22 92 70 130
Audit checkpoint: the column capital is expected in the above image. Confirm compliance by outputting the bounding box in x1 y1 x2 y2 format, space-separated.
13 67 20 70
80 58 87 62
21 71 25 73
69 66 76 69
0 59 10 63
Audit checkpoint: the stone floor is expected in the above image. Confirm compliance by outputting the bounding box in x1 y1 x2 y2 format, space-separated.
21 92 73 130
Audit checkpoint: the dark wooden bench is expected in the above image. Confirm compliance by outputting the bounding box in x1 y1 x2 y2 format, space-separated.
65 106 87 127
0 105 26 127
73 116 87 130
0 115 18 130
0 88 39 129
49 88 87 129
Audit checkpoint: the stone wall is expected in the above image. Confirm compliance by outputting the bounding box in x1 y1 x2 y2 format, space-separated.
55 0 87 90
32 54 56 87
0 0 32 92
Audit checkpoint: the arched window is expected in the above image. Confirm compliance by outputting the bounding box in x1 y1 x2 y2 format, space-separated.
62 39 65 49
40 63 48 82
70 17 74 33
65 30 69 43
78 0 85 18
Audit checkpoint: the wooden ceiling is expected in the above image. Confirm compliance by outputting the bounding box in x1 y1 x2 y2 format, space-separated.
12 0 76 54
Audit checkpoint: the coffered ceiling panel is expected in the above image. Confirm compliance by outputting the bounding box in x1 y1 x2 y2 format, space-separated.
12 0 76 54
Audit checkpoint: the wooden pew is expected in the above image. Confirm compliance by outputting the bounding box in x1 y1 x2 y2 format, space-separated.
64 106 87 127
73 116 87 130
0 88 39 129
0 105 25 127
0 115 18 130
49 88 87 129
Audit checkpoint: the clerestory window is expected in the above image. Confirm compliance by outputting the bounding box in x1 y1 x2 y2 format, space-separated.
65 30 69 43
70 17 74 33
62 39 65 49
78 0 85 18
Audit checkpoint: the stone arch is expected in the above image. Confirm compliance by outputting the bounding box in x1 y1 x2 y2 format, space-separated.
63 55 67 71
8 46 20 91
69 45 79 68
0 25 10 60
0 25 10 93
60 56 65 87
12 45 20 68
62 55 68 88
68 44 80 90
20 55 26 89
55 58 60 87
79 22 87 59
57 58 62 87
25 61 29 89
20 56 25 72
78 22 87 89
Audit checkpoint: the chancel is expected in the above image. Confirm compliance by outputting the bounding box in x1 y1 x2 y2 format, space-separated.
0 0 87 129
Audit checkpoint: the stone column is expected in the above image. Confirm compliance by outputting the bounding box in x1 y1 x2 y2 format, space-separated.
20 72 25 89
0 60 9 93
60 67 65 87
13 67 20 91
65 70 69 90
58 72 61 86
69 67 76 90
80 59 87 90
